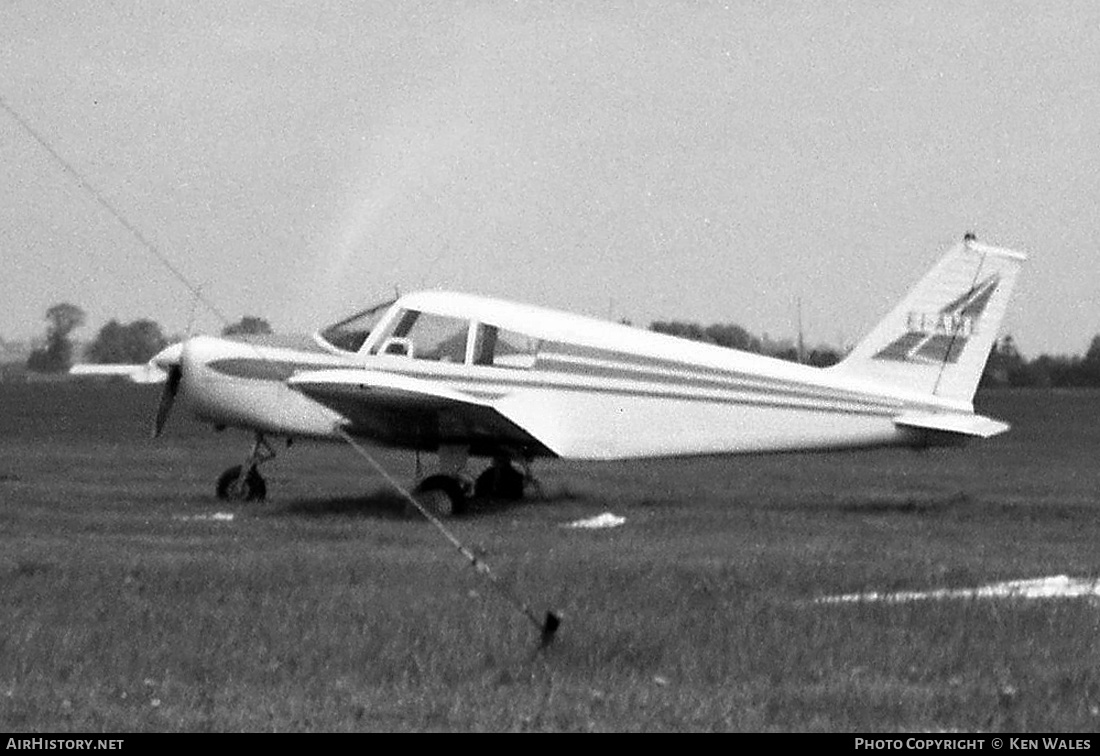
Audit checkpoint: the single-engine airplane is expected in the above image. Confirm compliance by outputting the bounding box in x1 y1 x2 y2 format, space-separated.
149 234 1025 516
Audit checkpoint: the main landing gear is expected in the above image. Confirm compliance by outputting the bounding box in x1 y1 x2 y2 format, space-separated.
410 448 537 518
216 433 276 502
211 434 537 517
474 455 527 501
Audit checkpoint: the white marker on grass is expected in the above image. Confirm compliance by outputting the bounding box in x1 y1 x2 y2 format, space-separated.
565 513 626 529
817 575 1100 604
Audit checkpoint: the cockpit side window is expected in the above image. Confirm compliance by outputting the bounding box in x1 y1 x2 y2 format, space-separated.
378 310 469 362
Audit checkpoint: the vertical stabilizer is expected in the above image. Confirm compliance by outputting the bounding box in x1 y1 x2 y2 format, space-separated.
833 235 1027 404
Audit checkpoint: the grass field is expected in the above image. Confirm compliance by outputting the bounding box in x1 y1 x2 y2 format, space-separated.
1 383 1099 731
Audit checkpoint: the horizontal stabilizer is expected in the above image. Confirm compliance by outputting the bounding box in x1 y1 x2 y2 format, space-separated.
894 412 1010 439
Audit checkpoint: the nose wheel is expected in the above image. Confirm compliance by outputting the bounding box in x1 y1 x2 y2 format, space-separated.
216 433 275 502
216 465 267 502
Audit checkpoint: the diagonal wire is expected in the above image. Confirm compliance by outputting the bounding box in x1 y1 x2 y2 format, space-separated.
4 91 560 647
0 93 235 330
335 427 560 645
932 243 988 397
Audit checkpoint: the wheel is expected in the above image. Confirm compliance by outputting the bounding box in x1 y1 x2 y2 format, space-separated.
216 465 267 502
474 463 526 501
411 475 465 518
413 487 455 518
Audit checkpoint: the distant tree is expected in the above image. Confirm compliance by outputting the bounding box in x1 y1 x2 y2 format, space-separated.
978 333 1100 390
703 323 761 353
1086 335 1100 363
26 303 85 373
651 320 762 352
650 320 707 342
771 346 800 363
651 318 843 364
981 335 1024 387
221 316 273 337
1026 354 1057 388
85 318 168 364
1081 335 1100 386
807 348 842 368
762 344 841 366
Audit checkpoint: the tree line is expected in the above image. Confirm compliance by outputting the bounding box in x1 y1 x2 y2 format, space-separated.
20 302 1100 389
649 320 843 367
23 303 271 373
980 334 1100 388
648 319 1100 387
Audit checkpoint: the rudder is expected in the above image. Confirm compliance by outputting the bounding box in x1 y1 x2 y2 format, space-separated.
833 234 1027 404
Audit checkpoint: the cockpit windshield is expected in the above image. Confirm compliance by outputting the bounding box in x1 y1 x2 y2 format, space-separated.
315 298 396 354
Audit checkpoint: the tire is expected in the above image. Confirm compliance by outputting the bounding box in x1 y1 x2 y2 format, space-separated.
411 475 465 517
216 465 267 502
474 464 526 501
413 487 455 518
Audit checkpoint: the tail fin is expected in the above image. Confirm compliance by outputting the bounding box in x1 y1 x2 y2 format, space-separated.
833 235 1027 404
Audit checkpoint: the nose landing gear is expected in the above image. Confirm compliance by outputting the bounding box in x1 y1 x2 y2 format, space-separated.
216 465 266 501
216 433 276 502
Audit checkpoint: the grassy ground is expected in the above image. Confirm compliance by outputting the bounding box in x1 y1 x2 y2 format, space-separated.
1 383 1098 731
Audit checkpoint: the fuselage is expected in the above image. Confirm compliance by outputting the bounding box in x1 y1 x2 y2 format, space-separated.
167 293 973 460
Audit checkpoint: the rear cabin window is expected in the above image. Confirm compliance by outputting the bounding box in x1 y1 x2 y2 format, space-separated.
472 325 539 369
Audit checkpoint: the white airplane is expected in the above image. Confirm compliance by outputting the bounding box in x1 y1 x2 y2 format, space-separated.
150 234 1025 515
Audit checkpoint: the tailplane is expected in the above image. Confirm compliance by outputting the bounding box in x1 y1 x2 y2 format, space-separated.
833 234 1027 404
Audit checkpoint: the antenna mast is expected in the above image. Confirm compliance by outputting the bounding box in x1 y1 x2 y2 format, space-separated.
796 297 806 364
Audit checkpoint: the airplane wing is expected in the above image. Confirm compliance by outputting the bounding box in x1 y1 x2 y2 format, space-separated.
69 363 168 383
286 369 557 457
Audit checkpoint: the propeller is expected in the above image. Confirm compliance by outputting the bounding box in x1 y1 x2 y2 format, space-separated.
152 363 183 438
150 343 185 439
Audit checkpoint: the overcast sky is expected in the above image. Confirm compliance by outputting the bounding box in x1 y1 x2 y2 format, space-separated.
3 1 1098 356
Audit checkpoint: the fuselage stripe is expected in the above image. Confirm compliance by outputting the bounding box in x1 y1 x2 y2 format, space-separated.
205 351 946 416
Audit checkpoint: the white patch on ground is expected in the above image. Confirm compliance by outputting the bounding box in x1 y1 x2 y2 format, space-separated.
564 512 625 529
174 512 235 522
817 575 1100 604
